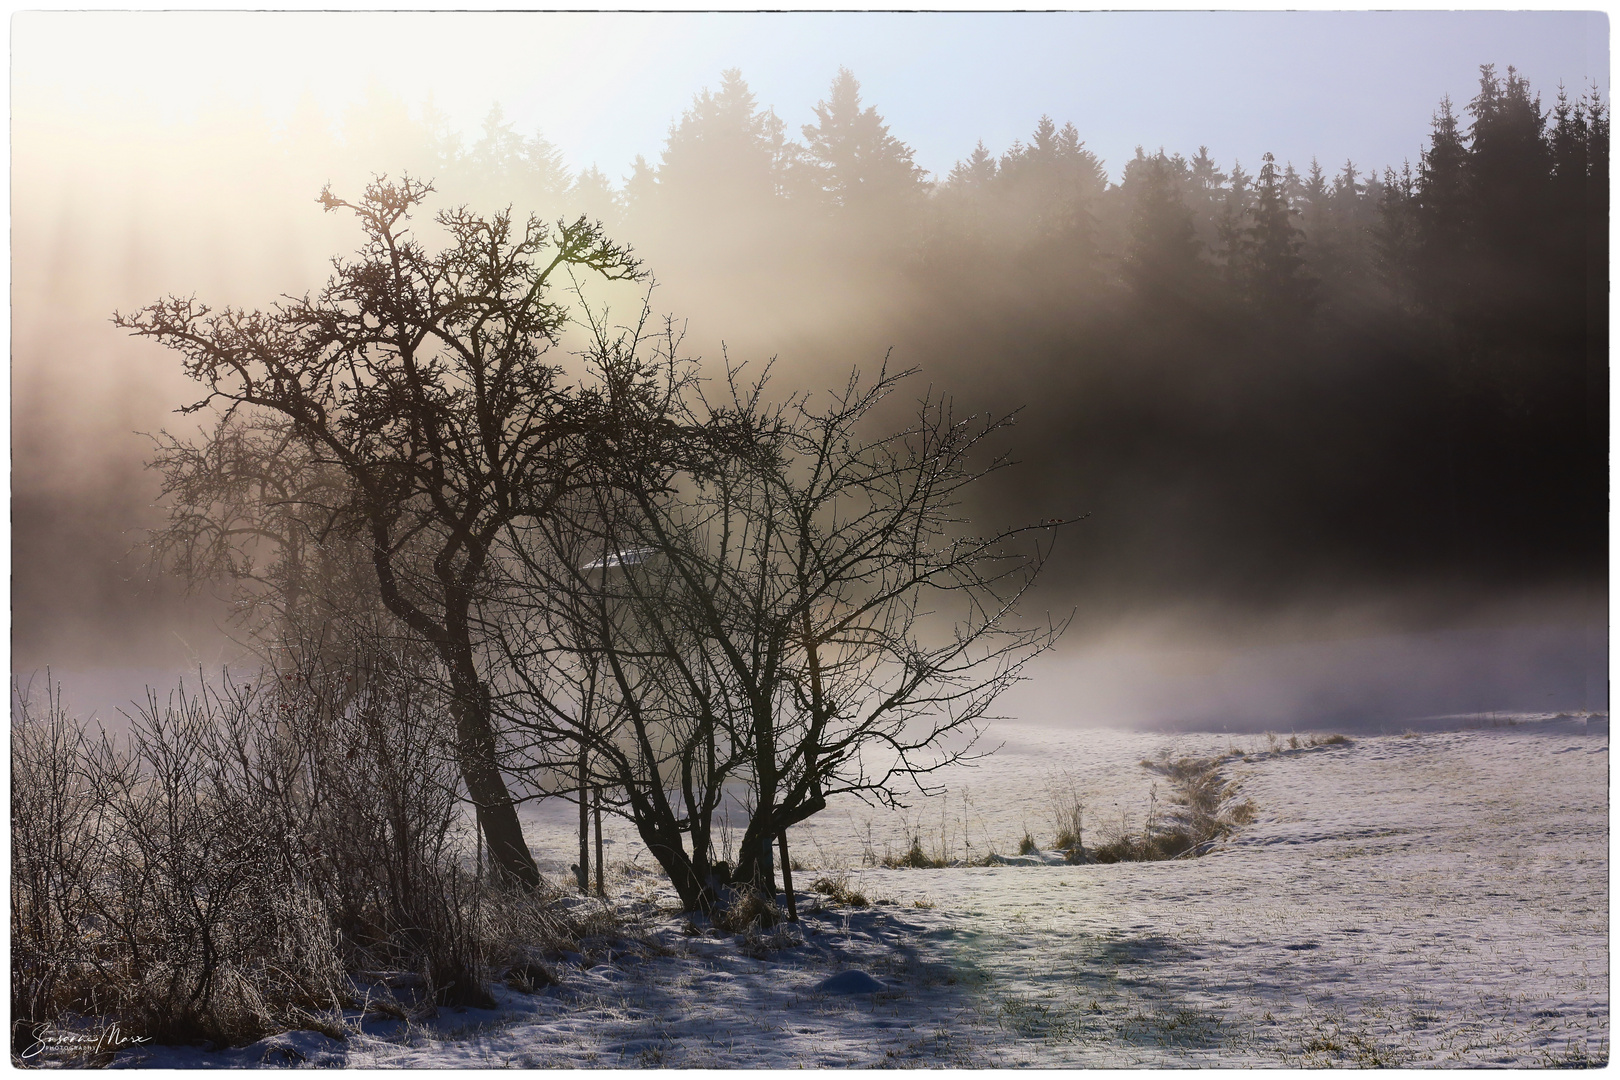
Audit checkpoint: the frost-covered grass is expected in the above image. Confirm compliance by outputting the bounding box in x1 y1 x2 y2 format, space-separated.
113 714 1607 1068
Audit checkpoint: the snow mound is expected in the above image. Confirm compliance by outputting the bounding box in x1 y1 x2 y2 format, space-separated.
815 970 887 995
250 1030 348 1067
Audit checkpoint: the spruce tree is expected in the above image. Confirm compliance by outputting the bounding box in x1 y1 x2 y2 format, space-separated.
622 154 658 213
946 140 999 189
997 115 1108 242
1466 64 1550 304
799 68 927 212
1215 160 1251 294
1185 146 1229 251
1122 151 1205 302
1372 160 1418 307
465 104 572 210
568 165 621 228
657 69 786 217
1413 96 1472 318
1239 152 1315 311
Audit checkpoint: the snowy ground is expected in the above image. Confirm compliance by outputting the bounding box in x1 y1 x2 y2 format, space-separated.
115 714 1608 1068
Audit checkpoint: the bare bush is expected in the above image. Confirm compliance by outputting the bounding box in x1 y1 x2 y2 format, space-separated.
11 676 352 1051
263 636 492 1008
11 680 116 1054
11 649 619 1056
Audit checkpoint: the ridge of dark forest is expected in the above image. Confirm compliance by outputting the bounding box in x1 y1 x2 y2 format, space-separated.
283 64 1614 612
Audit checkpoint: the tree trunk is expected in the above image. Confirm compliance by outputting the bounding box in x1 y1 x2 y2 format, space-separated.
449 686 539 890
733 794 822 893
733 821 778 896
637 825 715 914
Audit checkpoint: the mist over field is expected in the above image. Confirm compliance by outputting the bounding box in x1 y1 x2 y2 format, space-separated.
10 14 1610 1068
12 11 1607 728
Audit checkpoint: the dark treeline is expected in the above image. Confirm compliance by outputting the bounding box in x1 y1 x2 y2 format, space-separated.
334 63 1603 621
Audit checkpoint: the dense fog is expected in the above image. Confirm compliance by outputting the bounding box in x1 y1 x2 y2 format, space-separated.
12 59 1607 726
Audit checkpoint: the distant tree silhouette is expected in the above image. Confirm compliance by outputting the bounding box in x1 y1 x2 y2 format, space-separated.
1214 159 1252 293
622 154 658 215
464 104 572 212
1371 160 1418 310
1411 96 1473 320
798 68 929 215
568 164 621 228
997 115 1108 249
1363 64 1609 571
946 140 999 189
655 69 788 220
1467 66 1550 290
1121 150 1205 303
1237 152 1315 312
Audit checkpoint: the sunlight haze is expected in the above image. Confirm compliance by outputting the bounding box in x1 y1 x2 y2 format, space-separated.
14 11 1608 184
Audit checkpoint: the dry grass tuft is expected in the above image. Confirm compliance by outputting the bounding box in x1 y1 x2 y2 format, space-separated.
1046 776 1087 862
1091 752 1259 863
809 874 868 908
882 835 949 869
713 887 782 933
502 961 558 994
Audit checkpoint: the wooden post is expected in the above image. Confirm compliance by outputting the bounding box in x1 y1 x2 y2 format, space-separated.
593 787 606 898
576 744 590 893
777 831 798 922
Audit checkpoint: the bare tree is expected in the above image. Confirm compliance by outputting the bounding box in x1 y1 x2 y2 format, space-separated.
504 342 1068 914
713 367 1070 895
116 177 648 888
491 316 758 913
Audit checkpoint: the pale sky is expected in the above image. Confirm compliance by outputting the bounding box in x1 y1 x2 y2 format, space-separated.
13 10 1610 185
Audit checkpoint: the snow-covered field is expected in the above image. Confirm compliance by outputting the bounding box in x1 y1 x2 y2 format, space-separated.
116 714 1608 1068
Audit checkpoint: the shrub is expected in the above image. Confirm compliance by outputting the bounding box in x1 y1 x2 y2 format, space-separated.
12 657 617 1058
11 677 354 1051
